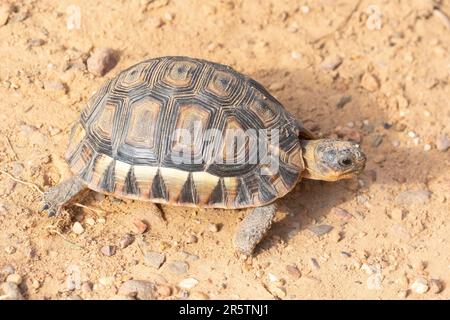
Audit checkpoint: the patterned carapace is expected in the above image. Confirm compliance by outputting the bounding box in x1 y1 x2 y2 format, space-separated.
66 56 313 208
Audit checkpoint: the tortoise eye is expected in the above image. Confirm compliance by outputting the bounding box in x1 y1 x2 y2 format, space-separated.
339 157 352 167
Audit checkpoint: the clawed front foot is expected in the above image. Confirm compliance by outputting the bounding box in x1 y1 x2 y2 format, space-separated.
41 176 86 217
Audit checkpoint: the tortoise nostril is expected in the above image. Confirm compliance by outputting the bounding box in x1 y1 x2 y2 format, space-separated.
340 158 352 166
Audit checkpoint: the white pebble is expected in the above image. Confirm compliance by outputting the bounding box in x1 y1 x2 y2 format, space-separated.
72 222 84 235
408 131 416 138
423 144 432 151
300 5 310 14
411 278 429 294
178 278 199 289
291 51 301 60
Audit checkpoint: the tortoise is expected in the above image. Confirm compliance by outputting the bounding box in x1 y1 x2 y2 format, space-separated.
42 56 366 255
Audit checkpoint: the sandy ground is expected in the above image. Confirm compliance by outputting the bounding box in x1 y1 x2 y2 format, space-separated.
0 0 449 300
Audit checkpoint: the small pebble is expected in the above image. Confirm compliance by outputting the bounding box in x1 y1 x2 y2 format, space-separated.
156 284 172 297
44 80 67 93
268 284 286 298
411 278 429 294
178 278 199 289
331 207 353 221
120 233 135 249
429 279 443 294
435 134 450 152
144 251 166 269
1 282 24 300
285 265 301 279
367 273 382 290
207 223 220 233
118 280 155 300
132 219 148 234
87 48 118 77
310 258 320 269
185 234 198 244
100 245 116 257
321 55 343 71
167 261 189 275
423 144 431 151
391 208 406 221
300 5 310 14
2 265 15 275
269 82 285 91
308 224 333 236
98 276 115 287
360 73 380 91
373 154 386 164
81 281 93 293
291 51 301 60
6 274 22 285
86 218 95 226
5 246 16 254
72 222 84 235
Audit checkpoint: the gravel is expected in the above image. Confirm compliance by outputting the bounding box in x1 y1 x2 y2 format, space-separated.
119 233 135 249
411 278 429 294
0 282 24 300
144 251 166 269
118 280 155 300
100 245 117 257
308 224 333 236
360 73 380 91
87 48 118 76
435 134 450 152
178 278 199 289
72 222 84 235
285 265 301 279
321 55 343 71
132 219 148 234
167 260 189 275
6 274 22 285
206 223 221 233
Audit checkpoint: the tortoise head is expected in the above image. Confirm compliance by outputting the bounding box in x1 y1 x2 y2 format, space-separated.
300 139 366 181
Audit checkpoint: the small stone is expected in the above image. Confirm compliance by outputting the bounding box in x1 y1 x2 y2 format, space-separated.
149 16 164 28
285 265 301 279
6 274 22 285
395 189 431 205
0 4 11 26
2 265 15 275
156 284 172 297
0 282 24 300
27 38 46 47
72 222 84 235
300 5 310 14
100 245 116 257
87 48 118 77
269 82 285 91
81 281 93 293
391 208 406 221
398 289 409 298
118 280 155 300
178 278 199 289
321 55 342 71
167 261 189 275
291 51 301 60
185 234 198 244
331 207 353 221
336 95 352 108
436 135 450 152
396 95 409 108
86 218 95 226
309 224 333 236
429 279 443 294
367 273 382 290
144 251 166 269
310 258 320 269
44 80 67 93
164 12 174 21
360 73 380 91
5 246 16 254
423 144 432 151
373 154 386 164
411 278 429 294
120 233 135 249
207 223 220 233
132 219 148 234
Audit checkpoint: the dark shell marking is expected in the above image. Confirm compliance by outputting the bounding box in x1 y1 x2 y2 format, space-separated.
67 56 309 208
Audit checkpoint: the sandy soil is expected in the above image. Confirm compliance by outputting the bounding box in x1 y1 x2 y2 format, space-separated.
0 0 449 300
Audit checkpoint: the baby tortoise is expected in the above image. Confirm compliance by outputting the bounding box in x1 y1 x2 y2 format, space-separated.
43 56 366 255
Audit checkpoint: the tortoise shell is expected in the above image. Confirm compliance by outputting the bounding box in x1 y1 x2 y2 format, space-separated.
66 56 313 209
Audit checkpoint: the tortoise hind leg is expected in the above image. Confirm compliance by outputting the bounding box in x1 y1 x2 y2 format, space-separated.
42 176 86 217
233 203 277 255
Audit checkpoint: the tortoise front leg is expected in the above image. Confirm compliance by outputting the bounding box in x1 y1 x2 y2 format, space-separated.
233 203 277 255
42 175 86 217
